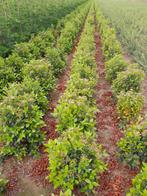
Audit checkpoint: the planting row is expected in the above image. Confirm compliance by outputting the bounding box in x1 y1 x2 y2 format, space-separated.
95 3 146 195
0 2 90 160
0 1 90 100
46 6 106 195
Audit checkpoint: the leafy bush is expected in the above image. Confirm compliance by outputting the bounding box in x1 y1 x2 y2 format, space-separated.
117 91 144 124
0 176 8 194
73 50 95 68
66 72 96 100
54 95 96 134
102 29 121 60
0 57 15 99
6 53 24 81
14 42 40 62
112 67 145 95
127 163 147 195
72 64 96 80
45 47 66 76
57 6 86 55
117 119 147 168
4 78 48 112
46 128 106 193
22 59 55 94
31 29 55 57
105 54 128 82
21 78 48 112
0 88 44 159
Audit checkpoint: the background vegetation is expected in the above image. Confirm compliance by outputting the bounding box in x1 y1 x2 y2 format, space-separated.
0 0 86 56
97 0 147 70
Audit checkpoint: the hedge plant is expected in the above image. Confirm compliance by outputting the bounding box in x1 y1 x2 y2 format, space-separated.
112 67 145 95
54 95 96 134
0 176 8 194
105 54 128 83
0 88 44 159
117 91 144 125
5 53 24 82
0 57 15 99
22 59 55 93
127 163 147 195
46 128 106 194
117 118 147 168
45 47 66 76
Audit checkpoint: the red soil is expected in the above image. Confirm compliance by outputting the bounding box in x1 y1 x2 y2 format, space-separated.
94 21 138 196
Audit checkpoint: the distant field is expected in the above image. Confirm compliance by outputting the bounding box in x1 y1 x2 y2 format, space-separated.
0 0 86 57
97 0 147 70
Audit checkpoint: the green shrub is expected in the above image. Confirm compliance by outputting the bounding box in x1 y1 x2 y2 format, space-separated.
57 22 78 54
127 163 147 196
57 8 85 55
0 57 15 99
117 91 144 124
117 119 147 168
73 50 95 68
14 42 40 62
31 29 55 57
45 47 66 76
112 67 145 95
54 95 96 134
105 54 128 82
72 64 96 80
0 176 8 194
102 29 121 60
4 78 48 112
0 88 44 159
66 72 96 100
22 59 55 94
6 53 24 81
21 78 48 112
46 128 106 193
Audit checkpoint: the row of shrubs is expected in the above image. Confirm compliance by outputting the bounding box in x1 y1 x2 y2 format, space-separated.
0 2 90 160
46 7 107 195
0 1 90 100
95 4 147 195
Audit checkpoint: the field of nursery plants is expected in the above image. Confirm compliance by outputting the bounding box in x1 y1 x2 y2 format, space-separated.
0 0 146 195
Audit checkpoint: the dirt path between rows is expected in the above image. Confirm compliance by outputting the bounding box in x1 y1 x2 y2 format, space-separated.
2 20 85 196
94 18 138 196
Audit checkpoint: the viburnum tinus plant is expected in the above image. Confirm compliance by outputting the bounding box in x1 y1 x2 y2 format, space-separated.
0 87 44 159
117 91 144 125
127 163 147 196
117 117 147 168
22 59 55 93
112 67 145 95
46 128 106 194
105 54 128 83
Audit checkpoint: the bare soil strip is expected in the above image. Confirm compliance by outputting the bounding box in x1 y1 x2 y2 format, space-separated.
2 23 85 196
94 18 138 196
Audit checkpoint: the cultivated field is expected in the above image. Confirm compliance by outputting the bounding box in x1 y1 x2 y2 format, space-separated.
97 0 147 70
0 0 146 195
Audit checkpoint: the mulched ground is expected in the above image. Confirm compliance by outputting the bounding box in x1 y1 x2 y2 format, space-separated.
94 19 139 196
